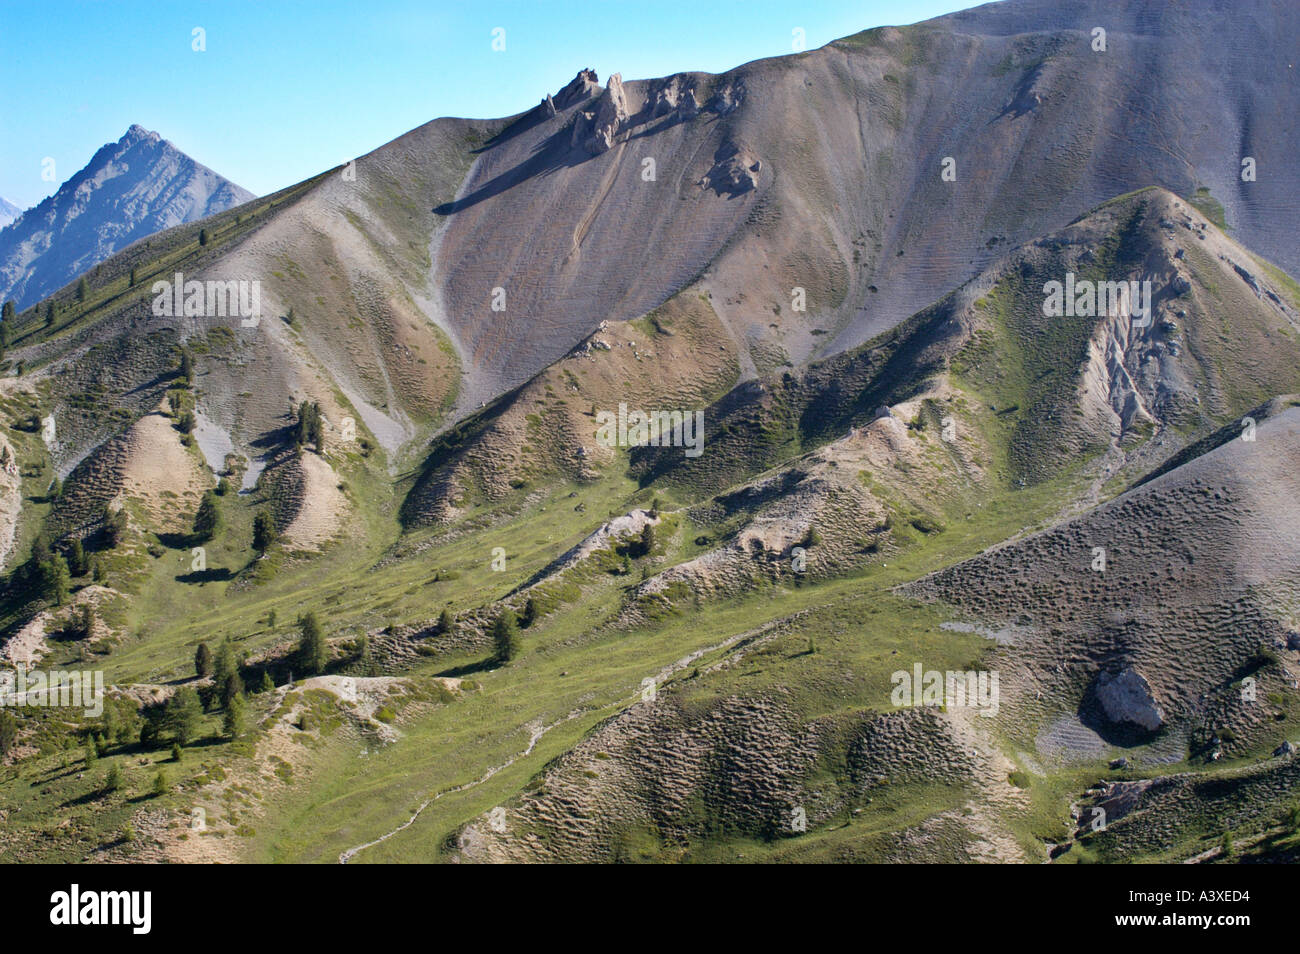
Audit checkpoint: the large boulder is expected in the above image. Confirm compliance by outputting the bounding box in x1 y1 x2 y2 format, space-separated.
700 141 761 196
1093 666 1164 733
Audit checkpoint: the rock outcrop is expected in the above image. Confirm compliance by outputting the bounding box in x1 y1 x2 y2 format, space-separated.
700 141 762 195
651 76 699 119
707 80 745 115
1093 666 1164 733
573 73 629 155
553 68 600 110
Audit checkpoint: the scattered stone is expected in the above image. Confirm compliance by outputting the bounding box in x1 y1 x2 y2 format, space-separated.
1232 263 1262 297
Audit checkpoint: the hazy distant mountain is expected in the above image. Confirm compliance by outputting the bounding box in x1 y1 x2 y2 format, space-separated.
0 197 21 229
0 125 253 310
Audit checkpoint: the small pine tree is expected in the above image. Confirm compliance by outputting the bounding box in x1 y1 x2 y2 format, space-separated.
294 401 321 447
309 413 325 454
92 558 105 583
41 555 71 605
491 609 521 664
199 228 209 247
151 770 167 797
252 511 276 554
223 693 246 739
85 744 98 767
76 276 88 302
102 505 128 548
0 711 17 757
192 490 221 542
44 301 55 328
438 608 455 634
103 762 123 793
639 522 656 558
520 598 538 628
170 742 183 762
179 348 195 386
66 604 93 640
297 612 328 675
221 671 244 709
30 530 52 565
258 670 275 693
129 267 137 288
213 639 237 688
67 538 87 576
1 300 13 322
195 642 213 678
164 687 202 746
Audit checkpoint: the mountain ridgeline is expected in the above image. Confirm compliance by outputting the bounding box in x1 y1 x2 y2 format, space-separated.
1 0 1298 865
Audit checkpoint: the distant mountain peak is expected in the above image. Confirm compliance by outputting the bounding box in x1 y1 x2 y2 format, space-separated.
120 123 162 146
0 196 22 230
0 128 253 310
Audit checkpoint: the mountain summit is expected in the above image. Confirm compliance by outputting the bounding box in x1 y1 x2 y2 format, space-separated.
0 125 253 310
0 197 22 230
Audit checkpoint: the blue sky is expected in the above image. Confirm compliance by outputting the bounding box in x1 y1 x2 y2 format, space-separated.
1 0 967 210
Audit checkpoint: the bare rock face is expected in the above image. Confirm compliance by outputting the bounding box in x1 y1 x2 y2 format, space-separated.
553 68 601 110
707 80 745 115
1093 667 1164 733
700 141 761 195
651 76 699 119
573 72 629 155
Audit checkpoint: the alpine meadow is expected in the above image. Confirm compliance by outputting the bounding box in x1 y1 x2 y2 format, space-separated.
1 0 1299 888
